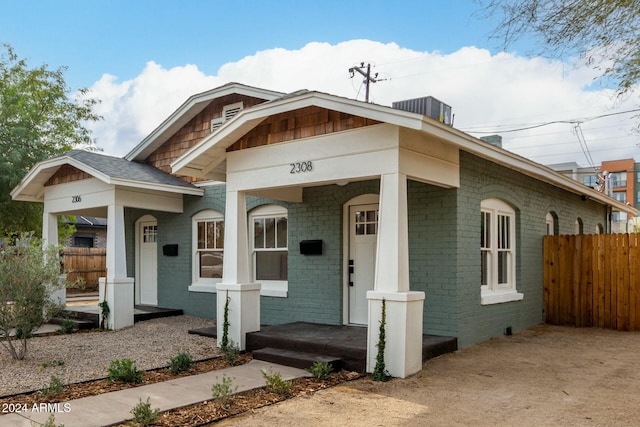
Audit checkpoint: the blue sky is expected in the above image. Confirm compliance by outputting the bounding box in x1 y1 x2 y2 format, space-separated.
1 1 637 165
1 1 517 89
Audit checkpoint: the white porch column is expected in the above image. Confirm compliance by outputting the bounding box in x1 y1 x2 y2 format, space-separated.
42 210 65 305
217 190 261 350
367 172 425 378
100 203 134 330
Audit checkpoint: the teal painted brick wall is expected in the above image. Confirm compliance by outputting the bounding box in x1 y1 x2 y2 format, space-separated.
260 180 380 325
454 151 607 347
122 150 608 347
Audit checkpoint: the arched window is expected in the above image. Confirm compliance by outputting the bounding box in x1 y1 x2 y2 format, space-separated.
481 198 523 305
575 218 584 235
189 210 224 292
546 212 557 236
596 223 604 234
250 205 288 297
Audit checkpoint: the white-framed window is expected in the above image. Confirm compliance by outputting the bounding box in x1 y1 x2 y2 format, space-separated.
189 210 224 293
481 198 523 305
250 205 288 297
546 212 556 236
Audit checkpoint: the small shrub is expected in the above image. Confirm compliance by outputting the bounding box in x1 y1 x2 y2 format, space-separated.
169 351 194 374
107 358 143 383
42 375 64 396
37 414 65 427
222 339 240 366
130 397 159 426
59 319 75 334
307 361 333 380
261 368 291 395
40 359 65 369
211 374 237 410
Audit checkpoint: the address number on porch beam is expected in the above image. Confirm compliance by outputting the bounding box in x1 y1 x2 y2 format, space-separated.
290 161 313 174
71 195 82 203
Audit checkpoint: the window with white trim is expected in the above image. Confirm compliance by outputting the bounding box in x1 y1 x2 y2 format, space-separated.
481 198 523 305
250 205 288 297
189 210 224 292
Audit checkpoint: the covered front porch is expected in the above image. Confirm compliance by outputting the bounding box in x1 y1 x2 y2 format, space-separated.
171 91 463 378
10 150 203 330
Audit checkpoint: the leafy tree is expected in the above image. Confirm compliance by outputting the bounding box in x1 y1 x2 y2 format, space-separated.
0 239 66 360
0 44 100 236
479 0 640 95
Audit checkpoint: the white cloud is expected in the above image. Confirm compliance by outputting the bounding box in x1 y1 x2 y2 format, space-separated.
83 39 639 167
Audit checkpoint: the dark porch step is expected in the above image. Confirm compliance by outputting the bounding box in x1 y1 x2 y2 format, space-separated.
253 347 342 372
49 317 95 330
60 309 99 328
133 305 183 322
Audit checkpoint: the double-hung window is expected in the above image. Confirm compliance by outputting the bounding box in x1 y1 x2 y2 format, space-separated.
250 205 288 297
189 210 224 292
480 199 523 305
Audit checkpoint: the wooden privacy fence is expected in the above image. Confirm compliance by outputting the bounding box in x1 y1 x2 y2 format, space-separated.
62 247 106 289
544 233 640 331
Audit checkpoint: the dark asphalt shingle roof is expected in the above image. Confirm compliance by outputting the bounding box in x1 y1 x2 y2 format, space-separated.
59 150 196 189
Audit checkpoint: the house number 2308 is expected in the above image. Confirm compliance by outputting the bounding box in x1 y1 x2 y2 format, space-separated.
290 161 313 174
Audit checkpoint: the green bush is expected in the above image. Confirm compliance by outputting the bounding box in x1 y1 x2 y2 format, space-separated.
130 397 159 426
59 319 75 334
40 359 65 369
222 339 240 366
41 414 65 427
107 358 143 383
169 351 194 374
42 375 64 396
211 374 237 410
0 240 66 360
307 361 333 380
261 368 292 395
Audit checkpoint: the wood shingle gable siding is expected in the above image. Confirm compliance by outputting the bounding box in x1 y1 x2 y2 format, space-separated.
145 94 267 182
227 106 381 152
45 164 91 186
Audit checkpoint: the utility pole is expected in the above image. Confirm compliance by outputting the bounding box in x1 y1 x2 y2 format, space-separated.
349 62 380 102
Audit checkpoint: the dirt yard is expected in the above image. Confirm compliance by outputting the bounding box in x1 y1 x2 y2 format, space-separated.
217 325 640 426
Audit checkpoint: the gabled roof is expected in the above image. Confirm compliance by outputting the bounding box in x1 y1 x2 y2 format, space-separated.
125 82 285 162
171 89 638 216
11 150 203 202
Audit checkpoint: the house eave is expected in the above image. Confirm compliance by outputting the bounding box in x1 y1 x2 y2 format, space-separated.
125 83 285 162
170 89 639 216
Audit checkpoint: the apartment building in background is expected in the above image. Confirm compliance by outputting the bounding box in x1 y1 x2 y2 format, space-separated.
548 158 639 232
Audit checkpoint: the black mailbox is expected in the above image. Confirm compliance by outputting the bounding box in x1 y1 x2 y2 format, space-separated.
299 240 322 255
163 244 178 256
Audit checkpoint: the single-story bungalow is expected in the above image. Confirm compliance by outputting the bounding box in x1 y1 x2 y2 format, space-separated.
11 83 636 377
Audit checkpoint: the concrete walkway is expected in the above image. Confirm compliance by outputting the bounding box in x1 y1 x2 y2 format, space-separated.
1 360 311 427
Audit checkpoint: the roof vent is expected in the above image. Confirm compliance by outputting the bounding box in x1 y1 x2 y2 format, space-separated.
210 101 244 133
480 134 502 148
392 96 452 125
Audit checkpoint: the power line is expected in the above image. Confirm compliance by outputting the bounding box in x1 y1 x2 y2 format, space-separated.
462 108 640 134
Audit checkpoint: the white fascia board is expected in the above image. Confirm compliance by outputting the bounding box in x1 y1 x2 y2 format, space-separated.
125 83 285 162
108 177 204 196
170 89 638 216
419 119 638 215
171 92 425 178
11 156 111 202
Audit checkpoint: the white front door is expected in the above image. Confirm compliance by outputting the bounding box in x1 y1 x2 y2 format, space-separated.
348 204 378 325
138 219 158 305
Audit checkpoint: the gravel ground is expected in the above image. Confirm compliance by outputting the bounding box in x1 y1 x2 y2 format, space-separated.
0 315 219 396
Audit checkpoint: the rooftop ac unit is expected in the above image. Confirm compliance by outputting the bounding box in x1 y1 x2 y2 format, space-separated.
392 96 452 125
